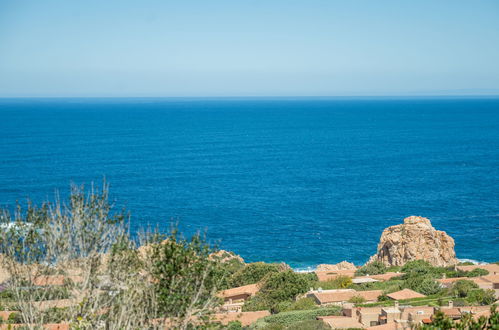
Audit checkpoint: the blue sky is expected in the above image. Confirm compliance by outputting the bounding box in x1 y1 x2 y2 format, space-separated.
1 0 499 97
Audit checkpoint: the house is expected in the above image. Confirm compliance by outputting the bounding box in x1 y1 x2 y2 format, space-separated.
386 289 426 300
456 264 499 275
357 307 385 327
318 315 365 329
217 283 260 312
217 283 259 303
319 303 435 329
400 306 434 324
437 275 499 298
307 289 383 306
211 311 270 326
479 274 499 291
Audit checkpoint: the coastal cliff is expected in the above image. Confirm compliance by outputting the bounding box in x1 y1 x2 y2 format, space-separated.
369 216 458 267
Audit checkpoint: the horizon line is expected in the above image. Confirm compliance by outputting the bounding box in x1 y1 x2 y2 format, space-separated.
1 94 499 100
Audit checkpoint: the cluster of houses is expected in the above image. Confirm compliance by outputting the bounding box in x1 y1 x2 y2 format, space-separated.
318 301 492 329
214 263 499 328
1 263 497 328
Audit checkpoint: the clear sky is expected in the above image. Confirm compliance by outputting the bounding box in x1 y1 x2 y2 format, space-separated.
1 0 499 97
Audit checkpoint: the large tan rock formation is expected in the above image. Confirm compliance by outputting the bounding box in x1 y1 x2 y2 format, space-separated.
368 216 458 267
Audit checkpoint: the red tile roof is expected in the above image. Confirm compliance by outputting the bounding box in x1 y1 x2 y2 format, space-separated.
311 289 382 304
386 289 426 300
217 283 260 299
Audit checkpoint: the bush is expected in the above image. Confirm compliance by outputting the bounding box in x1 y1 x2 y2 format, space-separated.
230 263 284 287
348 295 366 304
404 275 441 295
227 320 243 330
467 289 496 305
7 312 22 324
0 182 226 328
466 268 489 277
350 279 404 293
254 307 341 327
316 275 352 290
452 279 479 298
150 229 223 318
243 295 271 312
355 261 387 276
401 260 437 278
279 298 318 312
259 271 310 311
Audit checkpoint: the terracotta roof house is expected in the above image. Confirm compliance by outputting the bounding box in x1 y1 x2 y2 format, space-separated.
440 307 462 320
366 322 398 330
318 315 365 329
386 289 426 300
400 306 435 324
217 283 259 303
217 283 260 312
480 274 499 287
307 289 383 306
456 264 499 275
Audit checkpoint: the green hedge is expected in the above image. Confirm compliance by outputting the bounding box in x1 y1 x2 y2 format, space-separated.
251 307 340 328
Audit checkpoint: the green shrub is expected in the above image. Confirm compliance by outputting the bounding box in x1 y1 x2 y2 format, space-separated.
355 261 387 276
404 275 441 295
256 307 341 327
280 298 318 312
452 279 479 298
7 312 22 324
348 295 366 304
230 263 284 287
227 320 243 330
350 279 404 293
316 275 352 290
401 260 437 278
258 271 310 312
466 268 489 277
467 289 496 305
243 295 272 312
150 229 222 318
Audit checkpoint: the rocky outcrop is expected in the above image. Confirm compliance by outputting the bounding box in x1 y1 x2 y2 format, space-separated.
368 216 458 267
209 250 245 264
316 261 357 271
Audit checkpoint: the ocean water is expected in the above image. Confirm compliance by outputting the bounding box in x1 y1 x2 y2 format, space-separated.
1 97 498 268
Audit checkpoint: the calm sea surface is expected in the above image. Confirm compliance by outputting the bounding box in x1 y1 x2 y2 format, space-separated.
1 98 498 268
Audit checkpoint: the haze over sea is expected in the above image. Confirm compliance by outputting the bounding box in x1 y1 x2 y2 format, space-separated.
1 97 498 268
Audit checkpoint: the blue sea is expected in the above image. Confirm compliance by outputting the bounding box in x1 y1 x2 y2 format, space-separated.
1 97 498 268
